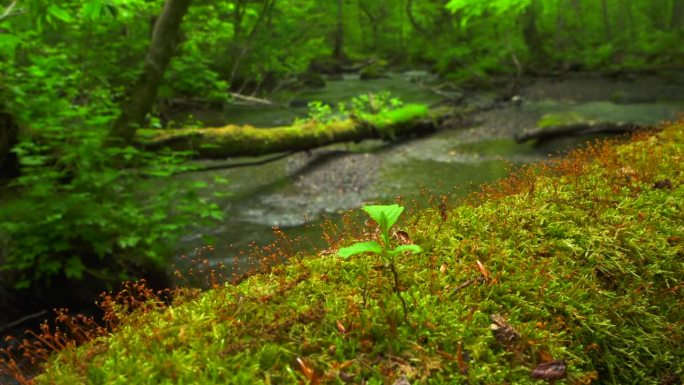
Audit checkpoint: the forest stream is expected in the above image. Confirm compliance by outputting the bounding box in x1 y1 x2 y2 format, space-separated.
171 71 684 278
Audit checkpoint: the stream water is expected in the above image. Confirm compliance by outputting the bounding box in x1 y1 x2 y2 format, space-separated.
172 72 684 276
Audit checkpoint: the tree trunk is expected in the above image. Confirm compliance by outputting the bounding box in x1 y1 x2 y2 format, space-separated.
622 0 634 40
522 0 543 58
135 105 434 159
673 0 684 30
0 108 19 180
554 0 565 50
405 0 425 34
232 0 248 40
601 0 612 40
107 0 192 145
359 2 380 50
333 0 345 60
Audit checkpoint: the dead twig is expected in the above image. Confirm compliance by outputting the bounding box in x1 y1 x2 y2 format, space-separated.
451 276 485 295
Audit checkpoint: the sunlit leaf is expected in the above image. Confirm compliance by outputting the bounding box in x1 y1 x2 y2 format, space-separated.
393 244 421 254
64 256 85 279
338 241 382 258
47 4 74 23
362 204 404 234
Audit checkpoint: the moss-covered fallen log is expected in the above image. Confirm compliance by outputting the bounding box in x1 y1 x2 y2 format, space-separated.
514 121 645 143
135 104 433 159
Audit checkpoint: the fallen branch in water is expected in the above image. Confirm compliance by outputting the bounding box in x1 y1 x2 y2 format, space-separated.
229 92 274 106
515 121 647 143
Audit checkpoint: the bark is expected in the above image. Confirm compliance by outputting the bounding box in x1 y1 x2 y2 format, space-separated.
107 0 192 145
554 0 564 50
620 0 634 41
229 0 277 86
358 2 385 50
406 0 425 34
135 106 435 159
601 0 612 40
333 0 345 60
0 0 18 21
514 121 644 143
0 108 19 180
522 0 543 57
232 0 248 40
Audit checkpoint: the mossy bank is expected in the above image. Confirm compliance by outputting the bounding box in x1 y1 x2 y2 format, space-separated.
28 121 684 384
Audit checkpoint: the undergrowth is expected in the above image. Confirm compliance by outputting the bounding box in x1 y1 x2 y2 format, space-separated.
2 120 683 384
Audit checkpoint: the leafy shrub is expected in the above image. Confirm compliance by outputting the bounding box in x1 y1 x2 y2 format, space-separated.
0 128 224 289
300 92 406 124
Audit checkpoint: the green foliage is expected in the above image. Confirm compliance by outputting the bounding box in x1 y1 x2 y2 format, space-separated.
303 101 335 123
0 0 226 289
338 204 421 259
338 204 421 323
0 128 224 289
350 92 403 115
537 112 587 129
301 92 407 124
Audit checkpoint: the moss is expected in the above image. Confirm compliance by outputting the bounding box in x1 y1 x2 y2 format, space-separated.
34 121 684 384
135 104 430 157
537 111 587 129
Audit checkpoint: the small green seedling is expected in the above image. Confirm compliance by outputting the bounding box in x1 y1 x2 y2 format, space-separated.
338 204 421 320
338 204 421 259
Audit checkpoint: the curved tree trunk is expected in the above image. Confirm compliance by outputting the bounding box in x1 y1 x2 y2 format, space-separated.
107 0 193 145
405 0 425 33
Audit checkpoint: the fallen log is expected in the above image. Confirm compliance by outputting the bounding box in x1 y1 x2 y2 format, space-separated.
135 104 434 159
228 92 274 106
514 121 646 143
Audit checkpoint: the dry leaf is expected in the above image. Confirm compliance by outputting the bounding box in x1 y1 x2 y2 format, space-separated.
489 313 521 342
336 320 347 334
476 260 489 280
296 357 317 383
530 360 567 383
456 341 468 375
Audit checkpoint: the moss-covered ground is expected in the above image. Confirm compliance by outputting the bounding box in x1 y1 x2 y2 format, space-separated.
24 121 684 384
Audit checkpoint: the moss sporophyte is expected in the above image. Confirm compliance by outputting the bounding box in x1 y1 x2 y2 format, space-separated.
337 204 421 320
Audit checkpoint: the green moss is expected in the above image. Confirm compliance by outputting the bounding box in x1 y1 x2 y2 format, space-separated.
136 104 429 156
537 111 587 129
362 104 429 129
35 122 684 384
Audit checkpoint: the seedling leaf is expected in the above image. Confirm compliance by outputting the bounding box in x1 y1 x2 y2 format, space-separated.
393 244 421 254
362 204 404 234
338 241 383 258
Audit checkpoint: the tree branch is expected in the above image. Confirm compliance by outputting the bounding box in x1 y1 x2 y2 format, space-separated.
0 0 18 21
